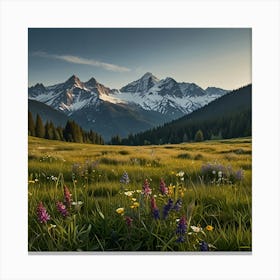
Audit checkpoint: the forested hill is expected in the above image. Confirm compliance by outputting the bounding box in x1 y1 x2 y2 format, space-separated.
117 84 252 145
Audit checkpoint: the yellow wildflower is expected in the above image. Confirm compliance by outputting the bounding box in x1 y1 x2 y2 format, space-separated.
130 202 140 209
205 225 214 231
116 207 125 215
168 184 175 196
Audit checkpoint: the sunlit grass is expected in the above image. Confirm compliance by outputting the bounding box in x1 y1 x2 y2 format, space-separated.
28 136 252 251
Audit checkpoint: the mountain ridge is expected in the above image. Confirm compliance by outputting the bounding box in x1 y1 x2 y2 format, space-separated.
28 73 231 140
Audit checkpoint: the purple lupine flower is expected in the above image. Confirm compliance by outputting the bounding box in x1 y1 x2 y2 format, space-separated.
151 197 160 220
56 201 68 217
63 185 72 208
142 179 152 196
176 216 187 243
200 241 209 251
152 208 160 220
159 178 168 195
235 169 244 181
120 171 130 184
176 235 185 243
163 198 173 219
173 198 183 211
176 216 187 235
37 201 50 223
125 216 133 227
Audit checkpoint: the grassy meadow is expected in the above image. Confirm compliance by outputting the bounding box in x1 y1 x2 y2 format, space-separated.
28 136 252 252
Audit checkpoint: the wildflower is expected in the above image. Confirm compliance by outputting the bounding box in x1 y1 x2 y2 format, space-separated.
116 207 125 215
151 196 160 220
200 241 209 251
71 201 83 206
163 198 173 219
235 169 244 181
176 216 187 235
218 171 223 178
37 202 50 223
178 187 186 198
190 225 203 233
51 175 57 181
120 171 130 184
176 171 185 177
159 178 168 195
56 201 68 217
125 216 133 227
176 235 185 243
124 191 134 197
205 225 214 231
168 184 175 196
131 198 137 202
152 208 160 220
176 216 187 242
173 198 183 211
176 171 185 181
142 179 152 196
151 196 156 209
63 185 72 208
130 202 140 209
48 224 57 230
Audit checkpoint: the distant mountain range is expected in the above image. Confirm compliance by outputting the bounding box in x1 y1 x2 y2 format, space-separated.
122 84 252 145
28 73 229 140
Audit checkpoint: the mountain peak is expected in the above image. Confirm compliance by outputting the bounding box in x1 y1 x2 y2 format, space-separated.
34 83 46 90
85 77 98 87
120 72 159 93
141 72 153 78
140 72 159 81
64 75 83 88
66 74 80 82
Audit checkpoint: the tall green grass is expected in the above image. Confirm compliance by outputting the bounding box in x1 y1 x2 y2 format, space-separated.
28 136 251 251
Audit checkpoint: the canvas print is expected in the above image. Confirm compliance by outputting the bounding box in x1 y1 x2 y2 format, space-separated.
28 28 252 252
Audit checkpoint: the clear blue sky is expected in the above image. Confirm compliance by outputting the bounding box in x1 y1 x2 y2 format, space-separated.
28 28 251 90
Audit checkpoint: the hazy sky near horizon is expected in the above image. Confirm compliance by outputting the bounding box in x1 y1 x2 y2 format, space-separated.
28 28 251 90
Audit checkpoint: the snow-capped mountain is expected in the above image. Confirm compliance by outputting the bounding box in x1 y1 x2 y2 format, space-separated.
29 75 117 114
111 72 228 116
28 73 229 140
120 72 159 93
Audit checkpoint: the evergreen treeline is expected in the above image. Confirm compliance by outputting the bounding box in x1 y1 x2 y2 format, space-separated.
110 85 252 145
28 111 104 144
114 109 251 145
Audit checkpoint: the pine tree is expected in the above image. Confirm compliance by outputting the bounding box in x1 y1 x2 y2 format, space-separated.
45 122 52 139
194 129 204 142
28 111 35 136
35 114 45 138
183 133 188 143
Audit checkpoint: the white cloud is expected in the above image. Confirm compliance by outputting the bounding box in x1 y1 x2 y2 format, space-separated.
32 51 130 72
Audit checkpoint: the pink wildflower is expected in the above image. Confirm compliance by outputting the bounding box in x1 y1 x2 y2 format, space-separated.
159 178 168 195
142 179 152 196
56 201 68 217
63 185 72 208
37 201 50 223
125 216 133 227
